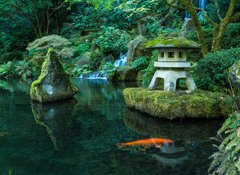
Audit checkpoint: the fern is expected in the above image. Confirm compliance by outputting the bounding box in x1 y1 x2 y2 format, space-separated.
209 112 240 175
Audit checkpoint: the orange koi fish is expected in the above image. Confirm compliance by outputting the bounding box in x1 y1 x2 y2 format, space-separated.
116 138 173 148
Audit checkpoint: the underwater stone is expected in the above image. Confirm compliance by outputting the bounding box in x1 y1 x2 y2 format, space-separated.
30 49 78 103
123 88 234 120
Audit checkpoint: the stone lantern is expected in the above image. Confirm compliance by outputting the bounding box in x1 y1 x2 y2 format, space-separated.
146 37 200 92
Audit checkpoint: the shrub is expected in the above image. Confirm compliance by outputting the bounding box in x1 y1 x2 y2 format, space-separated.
137 51 158 86
93 26 131 53
131 57 148 71
192 48 240 91
74 42 91 57
88 51 104 71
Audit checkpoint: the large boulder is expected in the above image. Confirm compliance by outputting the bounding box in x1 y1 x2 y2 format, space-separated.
76 52 91 67
127 35 146 65
178 19 195 38
27 34 74 60
123 88 234 120
30 49 78 103
229 60 240 88
110 67 138 81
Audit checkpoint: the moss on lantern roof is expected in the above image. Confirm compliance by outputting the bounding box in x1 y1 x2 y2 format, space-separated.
143 36 200 48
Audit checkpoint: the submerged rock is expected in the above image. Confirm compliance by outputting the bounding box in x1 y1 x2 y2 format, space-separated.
30 49 78 103
123 88 234 120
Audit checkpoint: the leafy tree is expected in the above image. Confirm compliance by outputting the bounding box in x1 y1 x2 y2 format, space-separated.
164 0 240 56
0 0 67 38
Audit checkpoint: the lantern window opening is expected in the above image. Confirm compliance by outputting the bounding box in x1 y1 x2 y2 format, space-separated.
168 52 174 58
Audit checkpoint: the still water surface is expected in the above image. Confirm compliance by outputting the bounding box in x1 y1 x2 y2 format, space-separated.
0 79 221 175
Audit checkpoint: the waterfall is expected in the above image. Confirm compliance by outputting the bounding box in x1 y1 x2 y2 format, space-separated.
114 53 127 67
79 53 127 80
199 0 207 9
79 71 108 80
185 0 207 20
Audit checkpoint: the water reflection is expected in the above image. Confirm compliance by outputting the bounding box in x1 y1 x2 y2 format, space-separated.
31 100 77 150
124 109 222 142
123 109 222 171
0 79 221 175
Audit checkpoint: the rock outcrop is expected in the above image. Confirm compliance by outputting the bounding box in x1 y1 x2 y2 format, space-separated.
123 88 234 120
127 35 146 65
178 19 195 38
30 49 78 103
229 60 240 88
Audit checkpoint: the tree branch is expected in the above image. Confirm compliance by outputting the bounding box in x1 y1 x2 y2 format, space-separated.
214 0 223 20
49 1 66 17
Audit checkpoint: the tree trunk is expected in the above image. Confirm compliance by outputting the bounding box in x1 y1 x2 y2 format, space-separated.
184 0 209 56
211 0 238 52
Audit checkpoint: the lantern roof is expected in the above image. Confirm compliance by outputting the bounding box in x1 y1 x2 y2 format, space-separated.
144 36 201 50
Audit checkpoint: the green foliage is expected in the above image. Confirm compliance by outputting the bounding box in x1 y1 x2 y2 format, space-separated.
209 111 240 175
0 60 39 80
74 42 91 56
94 26 131 53
137 51 158 86
88 51 104 71
188 23 240 51
100 62 115 70
192 48 240 91
131 57 148 71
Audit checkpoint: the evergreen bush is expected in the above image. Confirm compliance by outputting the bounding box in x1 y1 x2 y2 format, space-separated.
192 48 240 91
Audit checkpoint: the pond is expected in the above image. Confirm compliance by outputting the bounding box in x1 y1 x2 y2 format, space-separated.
0 79 222 175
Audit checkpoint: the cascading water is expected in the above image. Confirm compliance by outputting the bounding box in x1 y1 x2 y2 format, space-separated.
199 0 207 9
114 53 127 67
79 53 127 80
79 71 108 80
184 0 207 20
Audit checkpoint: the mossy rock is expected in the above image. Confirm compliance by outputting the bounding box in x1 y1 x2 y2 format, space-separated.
110 67 138 81
30 49 78 103
123 88 235 120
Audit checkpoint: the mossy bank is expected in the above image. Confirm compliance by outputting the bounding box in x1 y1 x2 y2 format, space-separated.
123 88 235 120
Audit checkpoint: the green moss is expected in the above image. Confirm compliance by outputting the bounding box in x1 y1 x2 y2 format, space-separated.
143 36 200 48
30 49 78 103
123 88 234 120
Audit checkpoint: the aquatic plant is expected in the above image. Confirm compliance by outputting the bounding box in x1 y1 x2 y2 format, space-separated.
208 112 240 175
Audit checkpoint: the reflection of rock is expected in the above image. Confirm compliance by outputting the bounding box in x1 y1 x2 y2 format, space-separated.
31 99 77 150
124 110 222 142
30 50 78 103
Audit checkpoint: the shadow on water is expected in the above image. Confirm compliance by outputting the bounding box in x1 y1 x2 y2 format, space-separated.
0 78 223 175
31 99 77 150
